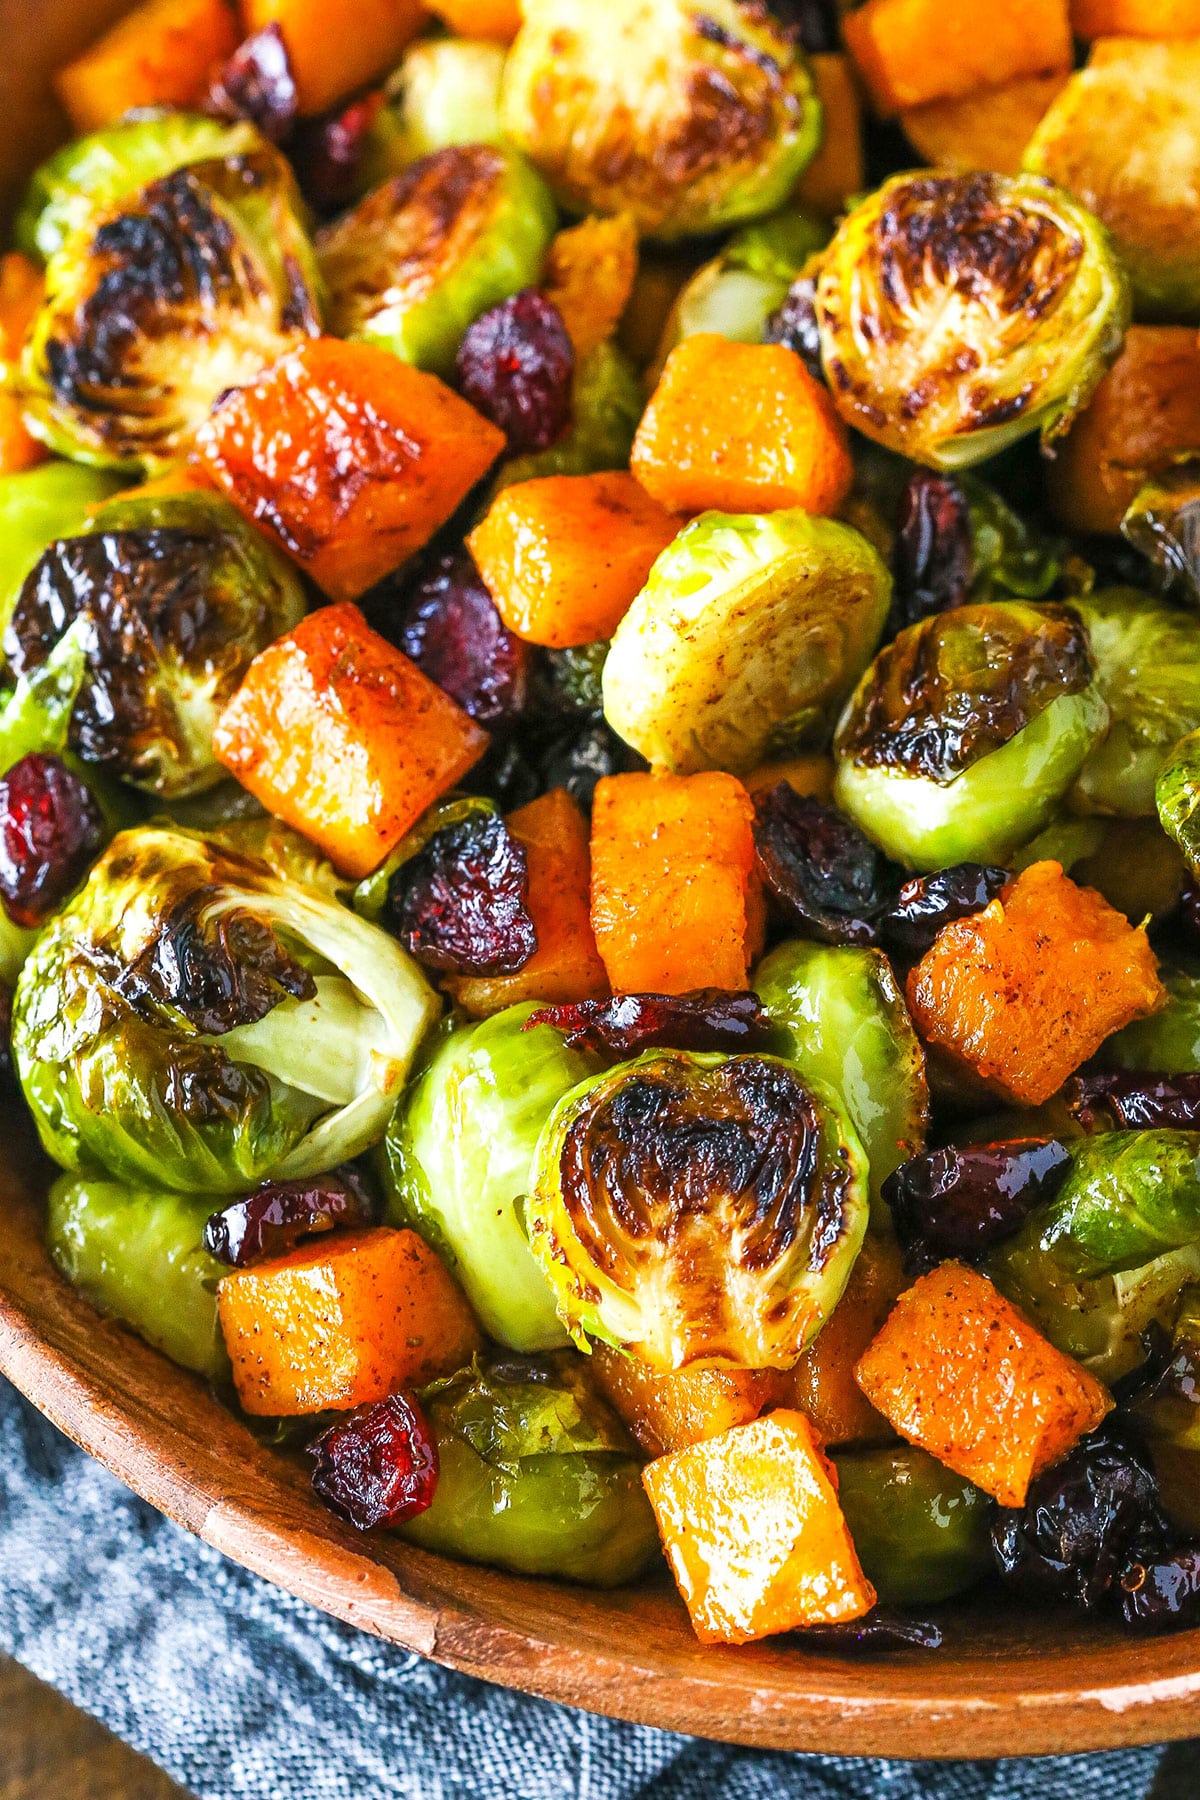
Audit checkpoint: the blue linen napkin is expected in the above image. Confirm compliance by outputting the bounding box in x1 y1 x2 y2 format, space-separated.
0 1376 1184 1800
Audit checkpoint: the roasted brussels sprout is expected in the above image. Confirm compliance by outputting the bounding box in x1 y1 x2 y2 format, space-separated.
655 210 829 369
528 1050 869 1369
491 339 645 491
815 172 1129 469
0 463 124 637
754 939 929 1210
398 1352 659 1584
833 602 1110 870
13 827 439 1193
603 510 891 776
1122 466 1200 609
1132 1286 1200 1506
832 1445 993 1604
20 146 322 471
5 491 307 798
1105 967 1200 1077
1070 590 1200 817
501 0 821 242
364 38 508 181
47 1172 230 1379
318 147 556 377
383 1005 603 1351
1157 728 1200 879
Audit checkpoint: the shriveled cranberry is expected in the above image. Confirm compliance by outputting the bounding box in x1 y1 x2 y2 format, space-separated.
1067 1069 1200 1133
891 470 974 634
881 863 1009 960
884 1138 1071 1274
0 753 104 928
384 811 537 976
292 91 385 216
309 1393 438 1530
525 990 772 1056
1118 1546 1200 1633
203 1168 376 1266
796 1612 943 1652
205 23 298 142
397 552 530 728
763 275 823 383
535 718 644 811
752 783 893 946
455 290 574 454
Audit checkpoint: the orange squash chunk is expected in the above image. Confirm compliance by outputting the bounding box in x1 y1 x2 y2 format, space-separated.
426 0 522 38
54 0 238 133
591 772 759 995
197 338 505 601
540 215 640 359
448 788 609 1016
787 1234 904 1448
243 0 427 115
213 602 487 879
643 1410 877 1643
592 1344 784 1459
796 55 865 214
844 0 1072 117
906 861 1165 1106
0 253 47 475
631 337 853 518
855 1263 1113 1506
1072 0 1200 30
469 473 679 649
218 1227 481 1416
900 73 1070 176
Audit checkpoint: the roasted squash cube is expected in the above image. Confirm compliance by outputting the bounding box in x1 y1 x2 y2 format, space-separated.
796 55 865 214
242 0 427 115
540 214 640 359
54 0 238 132
592 1343 783 1459
786 1234 904 1448
844 0 1072 117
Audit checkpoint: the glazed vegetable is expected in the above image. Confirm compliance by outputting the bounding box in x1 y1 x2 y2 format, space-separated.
899 75 1070 178
365 37 507 178
590 1344 782 1458
815 172 1128 470
197 338 505 599
1132 1285 1200 1494
218 1226 480 1415
383 1003 599 1350
785 1233 905 1447
53 0 239 133
1105 967 1200 1076
604 511 890 777
1018 814 1186 929
12 825 439 1192
427 0 522 36
47 1172 230 1380
1123 466 1200 606
540 214 639 361
833 1445 993 1604
1072 0 1200 27
400 1353 659 1585
855 1261 1113 1507
0 255 46 475
0 463 123 634
1070 590 1200 817
501 0 820 241
642 1410 876 1642
528 1049 868 1369
833 604 1109 870
843 0 1071 115
655 212 828 367
243 0 426 117
796 55 864 216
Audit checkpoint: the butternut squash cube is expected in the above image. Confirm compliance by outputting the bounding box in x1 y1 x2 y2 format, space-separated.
243 0 427 116
786 1234 904 1448
54 0 238 132
592 1343 784 1459
844 0 1072 117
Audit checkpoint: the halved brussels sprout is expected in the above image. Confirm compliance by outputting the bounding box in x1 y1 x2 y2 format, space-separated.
833 601 1110 869
1020 815 1186 930
13 826 439 1194
0 462 125 636
20 147 322 471
383 1004 603 1351
1104 966 1200 1077
490 339 644 491
654 210 829 371
815 172 1129 469
1123 465 1200 608
754 939 929 1211
5 491 307 798
832 1445 993 1604
363 38 508 183
528 1049 869 1369
501 0 821 242
603 510 891 776
318 146 556 377
1070 589 1200 817
1132 1284 1200 1488
1157 727 1200 878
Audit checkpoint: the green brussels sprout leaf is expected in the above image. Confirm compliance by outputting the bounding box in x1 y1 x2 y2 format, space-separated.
1071 589 1200 817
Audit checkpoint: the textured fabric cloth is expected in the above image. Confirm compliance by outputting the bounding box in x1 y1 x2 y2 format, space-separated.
0 1376 1183 1800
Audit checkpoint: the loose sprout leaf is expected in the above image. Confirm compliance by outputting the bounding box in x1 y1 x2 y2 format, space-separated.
1158 728 1200 880
524 990 773 1056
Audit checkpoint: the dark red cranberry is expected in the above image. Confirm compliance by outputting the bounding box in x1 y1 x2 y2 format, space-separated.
309 1393 438 1530
292 92 385 216
763 275 823 383
525 989 772 1056
891 470 974 634
0 753 104 928
1066 1069 1200 1133
398 552 530 728
884 1138 1071 1274
534 719 645 811
1118 1546 1200 1633
384 811 537 976
203 1169 376 1267
881 863 1009 960
752 783 894 946
455 290 574 453
796 1612 943 1651
205 23 298 142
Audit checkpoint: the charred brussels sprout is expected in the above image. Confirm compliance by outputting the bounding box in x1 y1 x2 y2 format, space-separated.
1105 967 1200 1077
603 510 891 776
833 602 1110 870
1157 728 1200 879
12 827 439 1194
20 147 322 471
399 1353 659 1584
383 1005 603 1351
318 147 556 377
5 492 307 798
1071 590 1200 817
815 172 1129 470
0 462 124 635
832 1445 993 1604
364 39 508 180
501 0 821 242
528 1050 869 1369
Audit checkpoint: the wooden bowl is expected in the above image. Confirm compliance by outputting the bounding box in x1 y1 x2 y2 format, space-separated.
3 0 1200 1758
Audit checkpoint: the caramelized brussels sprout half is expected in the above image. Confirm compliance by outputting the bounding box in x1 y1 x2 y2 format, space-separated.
815 172 1129 469
1105 967 1200 1077
1123 465 1200 608
0 461 124 635
318 146 556 377
528 1049 869 1369
655 210 829 368
832 1445 993 1604
20 147 322 471
12 827 439 1193
491 339 644 491
1070 589 1200 817
603 510 891 776
5 491 307 798
364 38 508 181
501 0 821 242
833 602 1110 869
1157 727 1200 879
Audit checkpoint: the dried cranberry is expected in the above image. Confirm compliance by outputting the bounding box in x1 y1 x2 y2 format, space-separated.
455 290 574 454
795 1612 943 1652
292 92 384 216
204 1168 376 1266
535 718 645 811
1067 1069 1200 1133
885 1138 1070 1274
881 863 1009 960
309 1393 438 1530
526 990 773 1056
397 552 530 728
1118 1546 1200 1633
763 275 823 383
384 811 537 976
205 23 298 142
752 783 893 946
0 753 104 928
465 736 541 812
891 470 974 634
